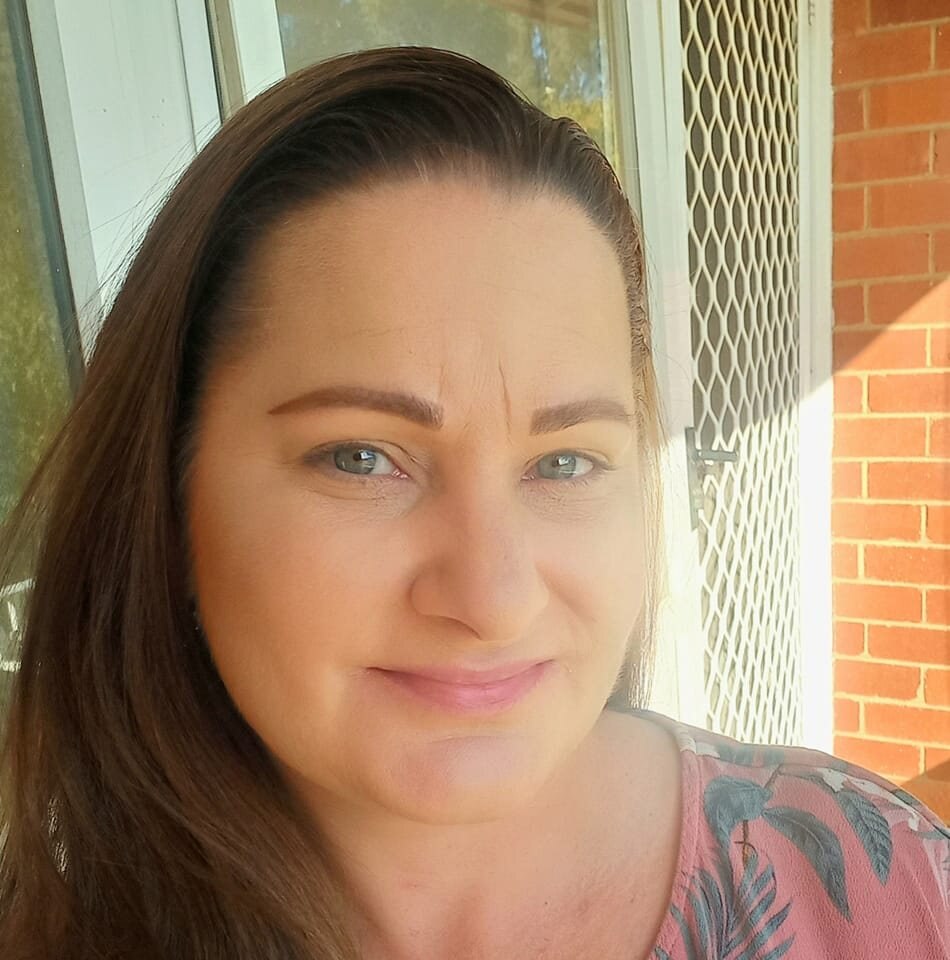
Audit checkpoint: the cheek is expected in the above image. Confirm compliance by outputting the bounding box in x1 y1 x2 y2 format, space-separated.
189 450 396 644
542 489 647 637
186 461 408 770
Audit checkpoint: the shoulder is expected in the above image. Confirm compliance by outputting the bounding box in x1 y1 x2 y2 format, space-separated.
638 711 950 960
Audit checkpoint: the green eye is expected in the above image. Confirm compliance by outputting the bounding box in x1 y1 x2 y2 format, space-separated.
534 452 596 481
308 444 398 477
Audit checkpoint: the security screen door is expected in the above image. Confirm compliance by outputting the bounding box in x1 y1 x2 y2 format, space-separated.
628 0 814 745
679 0 806 744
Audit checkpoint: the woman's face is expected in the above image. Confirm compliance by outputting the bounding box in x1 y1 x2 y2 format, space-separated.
187 178 646 825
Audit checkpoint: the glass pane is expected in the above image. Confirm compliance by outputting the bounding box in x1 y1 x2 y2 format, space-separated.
1 4 76 699
216 0 625 166
0 12 73 523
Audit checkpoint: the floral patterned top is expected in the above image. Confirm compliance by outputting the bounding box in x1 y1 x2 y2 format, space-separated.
634 710 950 960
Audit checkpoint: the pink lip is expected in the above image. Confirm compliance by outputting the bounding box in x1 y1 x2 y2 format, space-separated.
371 660 553 713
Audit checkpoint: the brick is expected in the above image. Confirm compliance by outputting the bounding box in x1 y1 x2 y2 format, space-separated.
868 623 950 663
835 88 865 135
833 186 865 233
834 27 932 84
833 461 864 498
865 544 950 585
938 24 950 70
836 658 922 699
835 620 867 655
834 233 930 281
931 418 950 457
835 0 870 35
834 375 864 414
833 542 860 579
868 460 950 500
834 581 923 621
865 702 950 744
869 75 950 128
870 0 950 25
834 735 922 781
868 372 950 412
834 328 928 371
937 231 950 273
936 129 950 177
925 668 950 707
870 181 950 228
927 505 950 544
873 278 950 327
834 131 930 183
833 284 866 326
834 417 927 457
832 500 922 539
835 696 861 733
868 280 937 326
932 328 950 368
925 747 950 777
904 773 950 814
928 588 950 624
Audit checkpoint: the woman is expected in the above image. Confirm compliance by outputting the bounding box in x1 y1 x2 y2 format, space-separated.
0 46 945 960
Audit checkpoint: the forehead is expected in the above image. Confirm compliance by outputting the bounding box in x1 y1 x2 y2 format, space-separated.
230 178 634 410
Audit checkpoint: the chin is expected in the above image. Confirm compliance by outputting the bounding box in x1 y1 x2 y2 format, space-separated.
376 730 560 825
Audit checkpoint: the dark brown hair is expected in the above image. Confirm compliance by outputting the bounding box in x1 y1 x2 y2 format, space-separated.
0 46 662 959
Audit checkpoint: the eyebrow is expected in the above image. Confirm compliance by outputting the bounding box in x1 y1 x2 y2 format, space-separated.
267 385 634 435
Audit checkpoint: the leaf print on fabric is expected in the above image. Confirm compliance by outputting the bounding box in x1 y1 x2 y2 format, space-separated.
816 767 950 843
807 764 950 903
704 777 773 849
893 789 950 840
818 768 927 823
834 788 893 884
734 766 895 886
703 775 855 919
659 848 794 960
762 806 851 920
699 739 793 770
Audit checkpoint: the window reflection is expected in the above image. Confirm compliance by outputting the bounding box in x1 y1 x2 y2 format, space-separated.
0 9 75 527
1 5 78 705
209 0 621 163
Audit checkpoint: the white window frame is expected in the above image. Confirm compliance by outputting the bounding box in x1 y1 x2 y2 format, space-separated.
25 0 221 353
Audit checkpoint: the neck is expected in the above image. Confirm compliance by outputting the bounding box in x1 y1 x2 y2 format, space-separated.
300 712 635 960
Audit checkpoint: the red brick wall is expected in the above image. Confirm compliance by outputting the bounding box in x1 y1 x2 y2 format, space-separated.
831 0 950 794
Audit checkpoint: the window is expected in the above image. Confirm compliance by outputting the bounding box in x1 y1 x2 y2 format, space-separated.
208 0 634 172
0 2 81 705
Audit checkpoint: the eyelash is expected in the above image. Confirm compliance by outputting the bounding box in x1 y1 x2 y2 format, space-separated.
304 443 616 488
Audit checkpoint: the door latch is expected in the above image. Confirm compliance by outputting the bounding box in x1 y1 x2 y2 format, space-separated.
685 426 738 530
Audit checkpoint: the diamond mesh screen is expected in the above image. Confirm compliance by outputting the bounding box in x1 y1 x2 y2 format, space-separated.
680 0 802 744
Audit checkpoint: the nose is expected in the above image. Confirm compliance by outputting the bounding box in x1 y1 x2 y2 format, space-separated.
408 482 550 647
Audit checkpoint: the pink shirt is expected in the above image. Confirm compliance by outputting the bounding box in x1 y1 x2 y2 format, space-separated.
635 710 949 959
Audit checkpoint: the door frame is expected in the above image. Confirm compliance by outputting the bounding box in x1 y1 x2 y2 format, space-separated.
624 0 708 727
625 0 833 746
797 0 834 752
